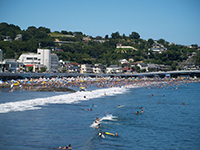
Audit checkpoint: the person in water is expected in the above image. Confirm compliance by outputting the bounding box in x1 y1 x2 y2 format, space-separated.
84 108 92 111
95 117 100 123
115 133 118 137
141 110 144 113
136 111 139 115
59 144 71 149
99 132 105 138
94 124 100 129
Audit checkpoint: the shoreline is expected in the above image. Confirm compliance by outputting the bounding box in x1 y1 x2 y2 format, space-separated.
0 76 199 92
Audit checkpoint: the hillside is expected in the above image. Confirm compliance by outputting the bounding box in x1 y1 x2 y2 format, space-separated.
0 22 199 71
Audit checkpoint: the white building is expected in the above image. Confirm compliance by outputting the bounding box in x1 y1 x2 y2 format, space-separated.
92 64 103 74
37 48 51 71
80 64 93 73
18 53 38 66
106 65 122 74
18 48 59 72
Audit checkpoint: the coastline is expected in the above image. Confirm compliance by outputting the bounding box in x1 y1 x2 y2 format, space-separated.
0 76 199 93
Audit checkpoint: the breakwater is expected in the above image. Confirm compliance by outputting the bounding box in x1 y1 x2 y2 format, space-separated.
1 70 200 81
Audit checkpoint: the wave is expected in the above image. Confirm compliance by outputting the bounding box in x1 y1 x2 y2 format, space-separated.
100 114 118 121
0 87 128 113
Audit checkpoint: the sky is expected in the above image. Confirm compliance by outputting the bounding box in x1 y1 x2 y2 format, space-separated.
0 0 200 45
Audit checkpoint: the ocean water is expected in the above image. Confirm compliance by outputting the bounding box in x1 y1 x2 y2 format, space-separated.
0 82 200 150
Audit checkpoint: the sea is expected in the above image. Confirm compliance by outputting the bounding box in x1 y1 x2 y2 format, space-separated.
0 81 200 150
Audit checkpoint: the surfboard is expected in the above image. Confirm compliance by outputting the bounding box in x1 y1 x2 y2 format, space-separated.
117 105 124 108
105 132 115 136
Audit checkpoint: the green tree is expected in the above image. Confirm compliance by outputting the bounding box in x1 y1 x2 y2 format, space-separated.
28 67 33 72
40 67 46 72
147 38 154 47
129 32 140 39
5 48 15 58
111 32 120 39
158 38 165 45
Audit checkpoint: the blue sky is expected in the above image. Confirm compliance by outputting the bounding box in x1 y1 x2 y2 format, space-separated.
1 0 200 45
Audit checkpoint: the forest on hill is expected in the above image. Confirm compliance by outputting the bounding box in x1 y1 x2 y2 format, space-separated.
0 22 199 70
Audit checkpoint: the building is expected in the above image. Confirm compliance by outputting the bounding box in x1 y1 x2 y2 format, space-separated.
147 63 160 71
149 42 167 54
51 54 59 73
118 59 129 65
18 53 38 66
136 63 148 71
18 48 59 72
37 48 51 71
3 59 21 72
106 65 122 74
15 34 22 40
92 64 104 74
80 64 93 73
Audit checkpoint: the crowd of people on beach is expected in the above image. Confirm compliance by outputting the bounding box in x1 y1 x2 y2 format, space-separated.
1 75 199 93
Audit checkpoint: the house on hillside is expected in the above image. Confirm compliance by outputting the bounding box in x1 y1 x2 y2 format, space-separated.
118 59 129 65
15 34 22 40
82 36 91 42
149 42 167 54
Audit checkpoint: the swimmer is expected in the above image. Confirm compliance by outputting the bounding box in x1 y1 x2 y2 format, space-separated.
115 133 118 137
99 132 105 138
59 144 71 149
94 124 100 129
136 111 139 115
141 110 144 113
68 144 72 149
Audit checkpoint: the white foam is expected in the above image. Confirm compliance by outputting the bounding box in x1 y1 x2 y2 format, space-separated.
0 87 128 113
100 114 118 121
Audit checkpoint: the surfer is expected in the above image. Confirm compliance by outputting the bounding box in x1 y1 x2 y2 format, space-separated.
94 124 100 129
95 117 100 122
99 132 105 138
